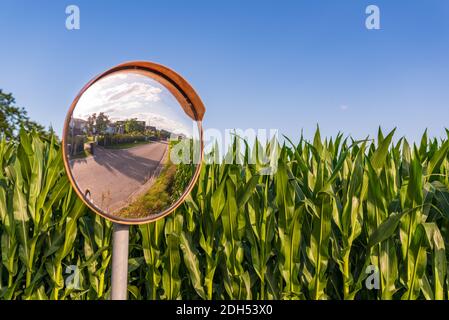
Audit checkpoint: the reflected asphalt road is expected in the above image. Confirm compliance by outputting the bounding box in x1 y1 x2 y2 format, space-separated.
70 141 168 214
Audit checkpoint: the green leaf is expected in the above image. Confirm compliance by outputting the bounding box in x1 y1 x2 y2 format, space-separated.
371 128 396 172
179 231 206 299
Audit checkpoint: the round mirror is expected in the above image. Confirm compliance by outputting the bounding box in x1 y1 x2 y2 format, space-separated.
62 62 205 224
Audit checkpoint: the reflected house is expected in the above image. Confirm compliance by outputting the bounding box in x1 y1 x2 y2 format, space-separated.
69 118 88 136
137 121 146 130
174 133 187 141
145 126 158 141
114 121 125 134
105 123 124 135
108 121 125 134
146 125 157 132
146 125 157 140
159 129 171 140
105 123 115 135
133 120 146 133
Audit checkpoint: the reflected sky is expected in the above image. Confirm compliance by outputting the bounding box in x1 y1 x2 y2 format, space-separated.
73 71 195 137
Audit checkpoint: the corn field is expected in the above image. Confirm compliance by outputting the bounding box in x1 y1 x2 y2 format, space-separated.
1 128 449 300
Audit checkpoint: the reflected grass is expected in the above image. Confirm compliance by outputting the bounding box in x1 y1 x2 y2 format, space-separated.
117 140 195 219
118 161 177 218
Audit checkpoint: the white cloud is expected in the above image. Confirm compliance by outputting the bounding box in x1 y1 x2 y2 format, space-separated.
73 72 162 118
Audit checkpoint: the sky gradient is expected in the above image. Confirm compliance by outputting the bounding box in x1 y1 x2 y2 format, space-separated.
1 0 449 143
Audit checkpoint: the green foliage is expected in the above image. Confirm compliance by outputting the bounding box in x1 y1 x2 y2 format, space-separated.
119 162 177 218
97 134 147 147
2 128 449 300
94 113 110 135
0 90 47 140
123 118 145 134
171 162 195 203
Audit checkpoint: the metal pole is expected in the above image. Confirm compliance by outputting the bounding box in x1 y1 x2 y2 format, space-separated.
111 223 129 300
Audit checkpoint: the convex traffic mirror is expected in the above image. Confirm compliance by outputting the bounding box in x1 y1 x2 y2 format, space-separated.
62 61 205 224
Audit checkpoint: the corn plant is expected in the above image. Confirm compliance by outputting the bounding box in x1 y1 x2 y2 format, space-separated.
1 128 449 300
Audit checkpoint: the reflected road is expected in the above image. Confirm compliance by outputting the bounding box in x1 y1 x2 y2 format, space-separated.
70 141 168 214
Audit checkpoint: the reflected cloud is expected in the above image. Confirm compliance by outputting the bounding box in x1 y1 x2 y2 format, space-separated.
130 111 192 137
73 71 196 138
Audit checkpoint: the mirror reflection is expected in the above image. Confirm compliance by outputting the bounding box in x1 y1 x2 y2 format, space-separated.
65 70 200 221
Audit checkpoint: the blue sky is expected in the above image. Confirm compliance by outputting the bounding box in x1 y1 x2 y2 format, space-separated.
1 0 449 143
